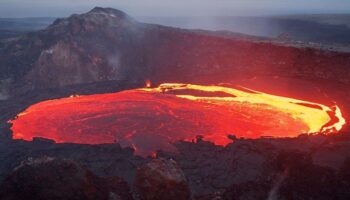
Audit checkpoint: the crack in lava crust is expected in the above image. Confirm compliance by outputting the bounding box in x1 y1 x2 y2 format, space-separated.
10 83 346 156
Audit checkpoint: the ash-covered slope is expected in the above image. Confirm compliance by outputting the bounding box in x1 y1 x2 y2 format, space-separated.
0 7 143 88
1 7 350 93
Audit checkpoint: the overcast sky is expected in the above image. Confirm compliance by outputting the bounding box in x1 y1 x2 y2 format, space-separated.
1 0 350 18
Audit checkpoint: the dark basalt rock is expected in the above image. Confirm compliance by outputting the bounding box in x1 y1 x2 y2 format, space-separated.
0 157 133 200
32 137 56 144
221 151 350 200
274 152 340 200
1 134 350 199
1 7 350 94
134 158 191 200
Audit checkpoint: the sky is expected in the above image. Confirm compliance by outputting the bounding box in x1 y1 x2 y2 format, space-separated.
0 0 350 18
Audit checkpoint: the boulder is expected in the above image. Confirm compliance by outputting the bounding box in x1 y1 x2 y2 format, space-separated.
134 158 191 200
0 156 133 200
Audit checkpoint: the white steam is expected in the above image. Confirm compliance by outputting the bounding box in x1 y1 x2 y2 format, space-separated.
267 169 289 200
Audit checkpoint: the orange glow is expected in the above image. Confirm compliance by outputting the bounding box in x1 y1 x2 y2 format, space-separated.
10 83 346 155
142 83 345 134
145 80 151 88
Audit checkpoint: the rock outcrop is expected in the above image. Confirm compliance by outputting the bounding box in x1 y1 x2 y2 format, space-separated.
134 158 191 200
1 134 350 199
0 157 133 200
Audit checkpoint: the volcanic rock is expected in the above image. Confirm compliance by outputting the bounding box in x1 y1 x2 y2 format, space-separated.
1 7 350 94
221 151 350 200
0 156 133 200
32 137 56 144
134 158 191 200
1 134 350 198
273 152 338 200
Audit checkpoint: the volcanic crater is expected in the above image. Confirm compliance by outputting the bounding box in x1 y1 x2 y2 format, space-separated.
1 7 350 199
9 82 346 156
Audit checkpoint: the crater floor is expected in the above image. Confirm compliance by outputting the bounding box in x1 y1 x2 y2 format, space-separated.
10 83 345 156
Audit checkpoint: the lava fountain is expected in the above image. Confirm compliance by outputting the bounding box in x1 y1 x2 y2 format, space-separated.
10 83 346 155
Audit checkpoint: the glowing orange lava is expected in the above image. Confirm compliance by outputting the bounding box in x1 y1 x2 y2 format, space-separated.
10 83 346 155
145 79 152 88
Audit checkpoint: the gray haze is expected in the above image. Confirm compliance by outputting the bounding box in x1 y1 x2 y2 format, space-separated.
0 0 350 17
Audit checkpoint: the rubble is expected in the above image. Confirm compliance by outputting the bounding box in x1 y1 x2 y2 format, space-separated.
0 157 133 200
134 158 191 200
0 133 350 199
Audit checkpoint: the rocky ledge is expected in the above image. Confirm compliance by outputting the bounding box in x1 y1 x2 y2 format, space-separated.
1 132 350 199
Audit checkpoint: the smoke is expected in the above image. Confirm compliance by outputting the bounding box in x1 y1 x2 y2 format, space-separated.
267 168 289 200
0 79 11 101
0 94 8 101
107 53 123 79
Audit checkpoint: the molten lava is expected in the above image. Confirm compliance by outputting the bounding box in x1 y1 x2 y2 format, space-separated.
10 83 346 155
